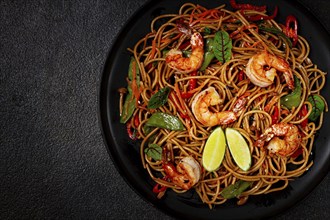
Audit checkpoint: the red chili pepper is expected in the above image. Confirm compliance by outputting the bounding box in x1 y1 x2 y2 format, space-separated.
134 113 140 128
230 0 266 11
179 112 190 120
152 174 169 193
271 106 279 124
180 72 197 99
238 70 244 81
180 92 194 99
169 93 191 120
126 122 137 140
285 15 298 47
291 147 303 158
189 71 197 91
246 6 278 22
299 104 308 127
153 183 167 193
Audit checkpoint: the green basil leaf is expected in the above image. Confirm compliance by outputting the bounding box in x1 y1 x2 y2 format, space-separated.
307 94 325 121
220 180 252 199
144 143 162 161
145 112 185 131
148 87 171 109
213 30 232 63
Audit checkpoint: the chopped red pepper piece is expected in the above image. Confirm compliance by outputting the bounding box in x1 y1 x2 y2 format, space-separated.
126 122 137 140
299 104 308 127
152 174 169 194
133 113 140 128
153 183 167 193
180 92 194 99
189 71 197 91
271 106 279 124
238 70 244 81
285 15 298 47
181 71 197 99
126 115 140 140
179 112 190 120
246 6 278 22
230 0 266 11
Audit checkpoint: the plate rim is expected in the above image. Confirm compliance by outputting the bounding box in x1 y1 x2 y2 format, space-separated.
98 0 330 219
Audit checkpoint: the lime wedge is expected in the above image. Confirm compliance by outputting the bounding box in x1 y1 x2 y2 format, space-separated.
202 127 226 172
225 128 251 171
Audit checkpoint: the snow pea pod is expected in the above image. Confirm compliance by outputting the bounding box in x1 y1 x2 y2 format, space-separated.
120 57 140 123
200 38 215 71
280 75 301 109
145 112 185 131
120 87 136 124
220 180 252 199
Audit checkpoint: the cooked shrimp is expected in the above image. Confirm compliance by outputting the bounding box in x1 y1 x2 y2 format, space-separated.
165 32 204 73
191 87 247 126
255 123 301 157
245 51 294 89
163 156 201 190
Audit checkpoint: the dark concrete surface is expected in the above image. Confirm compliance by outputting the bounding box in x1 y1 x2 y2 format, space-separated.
1 0 329 219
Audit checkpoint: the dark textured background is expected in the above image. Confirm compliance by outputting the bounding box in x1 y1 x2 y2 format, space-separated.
1 0 329 219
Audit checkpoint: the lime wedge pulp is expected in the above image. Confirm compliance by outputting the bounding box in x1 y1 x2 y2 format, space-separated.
225 128 251 171
202 127 226 172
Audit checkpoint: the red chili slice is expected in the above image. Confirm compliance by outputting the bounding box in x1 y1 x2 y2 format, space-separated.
230 0 266 11
153 183 167 193
126 122 137 140
299 104 308 128
238 70 244 81
271 106 279 124
180 92 194 99
188 71 197 91
285 15 298 47
246 6 278 22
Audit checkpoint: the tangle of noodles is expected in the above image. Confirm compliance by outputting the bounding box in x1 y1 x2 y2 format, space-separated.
118 3 328 208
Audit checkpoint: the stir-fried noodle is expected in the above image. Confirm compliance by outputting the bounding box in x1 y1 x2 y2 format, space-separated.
118 2 328 208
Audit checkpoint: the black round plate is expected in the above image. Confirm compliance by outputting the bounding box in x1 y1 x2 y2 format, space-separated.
99 0 330 219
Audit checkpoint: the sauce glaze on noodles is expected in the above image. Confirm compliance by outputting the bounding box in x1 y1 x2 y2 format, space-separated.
120 3 328 208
